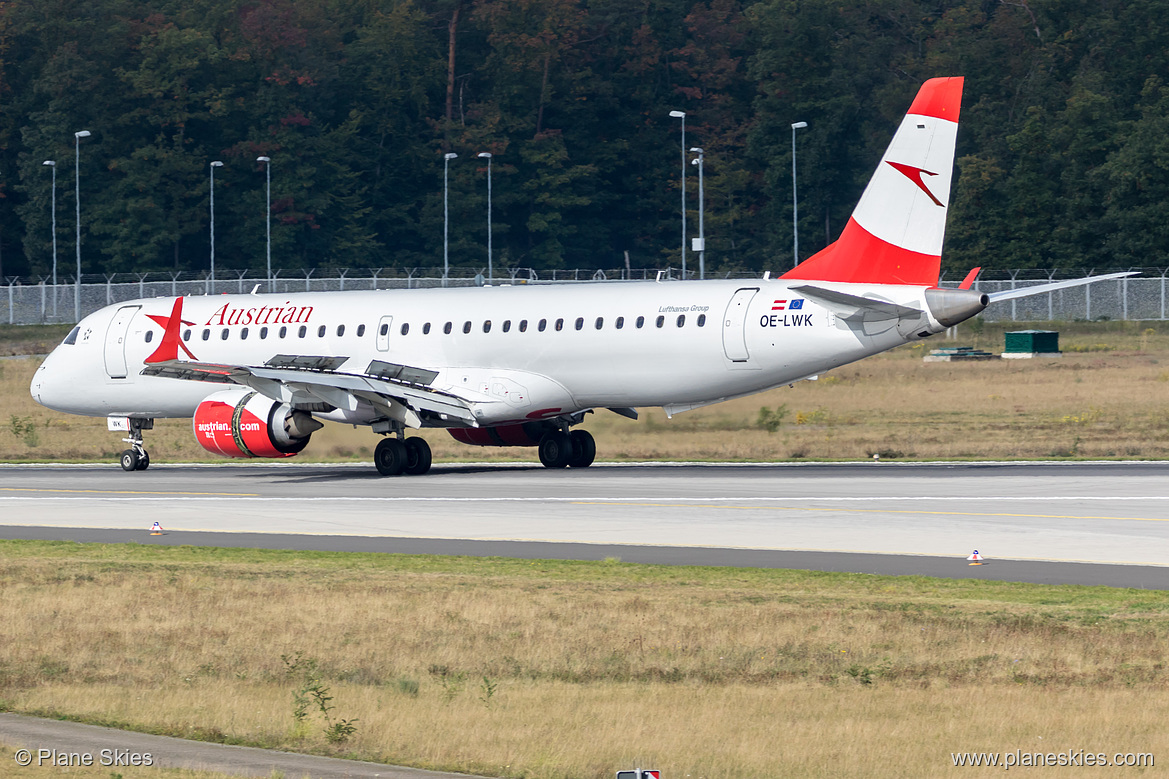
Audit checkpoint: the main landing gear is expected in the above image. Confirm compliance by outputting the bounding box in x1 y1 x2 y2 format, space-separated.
119 418 154 472
537 429 595 469
374 435 432 476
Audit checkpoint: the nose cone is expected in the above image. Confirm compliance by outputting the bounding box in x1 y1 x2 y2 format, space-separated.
30 339 83 414
29 361 42 405
30 350 61 410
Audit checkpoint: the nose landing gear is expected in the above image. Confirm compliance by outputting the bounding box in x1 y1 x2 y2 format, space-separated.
115 417 154 472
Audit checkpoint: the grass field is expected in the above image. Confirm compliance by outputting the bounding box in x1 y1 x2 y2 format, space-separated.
3 318 1169 463
0 541 1165 778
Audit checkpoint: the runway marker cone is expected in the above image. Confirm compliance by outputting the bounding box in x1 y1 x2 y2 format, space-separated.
150 522 163 535
967 550 985 565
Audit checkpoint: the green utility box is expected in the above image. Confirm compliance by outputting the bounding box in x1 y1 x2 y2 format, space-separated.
1003 330 1060 358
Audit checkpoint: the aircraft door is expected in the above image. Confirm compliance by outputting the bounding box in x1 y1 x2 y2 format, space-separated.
721 288 758 362
104 305 140 379
375 315 394 351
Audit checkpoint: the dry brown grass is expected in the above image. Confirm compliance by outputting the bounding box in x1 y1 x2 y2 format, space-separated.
1 543 1167 778
4 319 1169 462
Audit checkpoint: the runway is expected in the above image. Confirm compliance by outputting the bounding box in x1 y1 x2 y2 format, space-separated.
1 461 1168 588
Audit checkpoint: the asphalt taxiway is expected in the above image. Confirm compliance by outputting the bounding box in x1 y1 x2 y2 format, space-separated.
1 461 1167 588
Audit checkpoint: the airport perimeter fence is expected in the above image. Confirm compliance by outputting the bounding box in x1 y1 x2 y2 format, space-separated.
1 266 1162 326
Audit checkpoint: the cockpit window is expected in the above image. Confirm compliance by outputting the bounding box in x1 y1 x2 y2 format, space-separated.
62 326 80 345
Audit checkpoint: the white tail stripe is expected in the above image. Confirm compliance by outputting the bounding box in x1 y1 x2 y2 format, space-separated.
850 113 959 257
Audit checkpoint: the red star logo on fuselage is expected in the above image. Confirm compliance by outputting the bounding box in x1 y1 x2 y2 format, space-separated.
145 297 197 363
886 161 945 207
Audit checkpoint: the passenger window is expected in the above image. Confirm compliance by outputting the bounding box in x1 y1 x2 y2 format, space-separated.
483 320 492 333
676 315 685 327
298 325 307 338
538 319 547 332
221 328 230 340
615 317 624 330
656 316 665 328
182 329 191 341
422 323 430 335
317 325 326 337
380 323 389 336
574 317 584 331
260 327 268 339
240 327 249 340
202 329 211 341
697 314 706 327
63 327 80 345
279 326 287 338
444 322 453 334
463 321 472 334
502 320 511 333
357 324 366 337
555 318 564 331
595 317 603 330
338 324 346 337
400 323 409 336
145 331 153 343
519 320 528 332
636 316 645 329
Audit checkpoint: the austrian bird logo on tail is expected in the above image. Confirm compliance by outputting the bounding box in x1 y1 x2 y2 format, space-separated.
145 297 197 363
886 161 945 207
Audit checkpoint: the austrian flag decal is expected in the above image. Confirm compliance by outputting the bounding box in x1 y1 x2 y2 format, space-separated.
772 299 804 311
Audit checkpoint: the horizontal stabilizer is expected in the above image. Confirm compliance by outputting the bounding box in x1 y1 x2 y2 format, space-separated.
791 284 923 322
986 272 1138 303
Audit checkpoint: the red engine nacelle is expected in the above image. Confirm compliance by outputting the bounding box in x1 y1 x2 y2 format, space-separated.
449 422 552 447
193 389 322 458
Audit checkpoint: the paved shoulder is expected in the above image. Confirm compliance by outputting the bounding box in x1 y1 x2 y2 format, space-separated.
0 712 489 779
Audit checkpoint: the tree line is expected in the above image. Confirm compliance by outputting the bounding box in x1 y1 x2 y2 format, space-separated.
2 0 1168 281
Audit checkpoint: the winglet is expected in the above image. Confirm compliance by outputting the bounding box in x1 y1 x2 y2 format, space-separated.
958 267 981 289
781 77 963 287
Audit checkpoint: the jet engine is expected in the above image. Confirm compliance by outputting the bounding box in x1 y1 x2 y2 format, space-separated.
448 421 552 447
193 388 322 458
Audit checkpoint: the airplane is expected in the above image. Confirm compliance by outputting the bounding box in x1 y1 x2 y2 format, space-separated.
29 77 1133 475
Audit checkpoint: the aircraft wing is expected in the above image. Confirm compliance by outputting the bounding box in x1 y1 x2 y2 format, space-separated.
985 271 1138 303
141 356 477 428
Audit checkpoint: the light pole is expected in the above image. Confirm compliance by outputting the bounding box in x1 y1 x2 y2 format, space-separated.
42 160 57 316
256 156 271 291
690 147 704 280
791 121 807 268
443 152 457 286
669 110 686 278
74 130 90 322
209 161 223 293
477 152 492 283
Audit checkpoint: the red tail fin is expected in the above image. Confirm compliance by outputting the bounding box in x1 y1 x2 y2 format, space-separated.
781 77 963 286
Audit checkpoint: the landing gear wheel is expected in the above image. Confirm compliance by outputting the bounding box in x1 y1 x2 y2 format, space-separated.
568 430 596 468
134 450 150 471
538 431 573 469
120 449 140 472
374 437 408 476
404 437 432 475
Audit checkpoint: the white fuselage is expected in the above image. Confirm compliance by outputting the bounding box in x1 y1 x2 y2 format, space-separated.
31 279 938 428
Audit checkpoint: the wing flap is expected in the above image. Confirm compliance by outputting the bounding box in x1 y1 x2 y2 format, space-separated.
141 359 476 425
